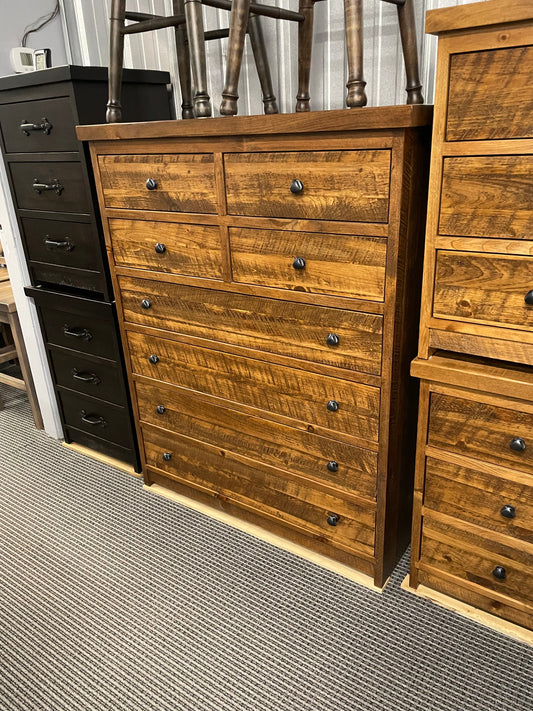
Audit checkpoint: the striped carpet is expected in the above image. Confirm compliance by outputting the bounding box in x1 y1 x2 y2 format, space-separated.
0 383 531 711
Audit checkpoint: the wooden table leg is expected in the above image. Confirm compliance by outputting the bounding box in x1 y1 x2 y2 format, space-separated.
173 0 195 119
220 0 251 116
295 0 318 112
248 15 278 115
184 0 212 117
344 0 367 107
396 0 423 104
7 311 43 430
107 0 126 123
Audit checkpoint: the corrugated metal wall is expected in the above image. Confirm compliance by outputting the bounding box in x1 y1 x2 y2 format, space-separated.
60 0 477 117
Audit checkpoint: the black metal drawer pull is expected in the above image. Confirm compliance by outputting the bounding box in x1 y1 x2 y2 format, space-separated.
33 178 63 195
72 368 101 385
509 436 526 452
327 400 339 412
63 326 92 341
162 452 172 461
326 514 340 527
20 118 52 136
326 333 340 347
327 460 338 473
155 243 166 254
500 504 516 519
146 178 158 190
525 290 533 306
156 405 166 415
149 354 159 364
290 179 304 194
44 237 74 252
492 566 506 580
80 410 107 427
293 257 306 270
141 299 152 309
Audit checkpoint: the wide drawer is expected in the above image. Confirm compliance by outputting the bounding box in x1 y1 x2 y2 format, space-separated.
21 217 101 272
109 218 222 279
127 332 380 442
58 389 134 449
424 456 533 544
98 154 217 213
10 160 91 214
229 227 387 301
439 156 533 240
428 392 533 475
143 426 376 557
0 97 79 153
136 381 378 500
433 251 533 332
50 348 127 406
224 150 391 223
119 277 383 376
446 46 533 142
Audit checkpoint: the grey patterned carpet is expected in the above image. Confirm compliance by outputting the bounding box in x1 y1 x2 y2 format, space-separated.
0 382 531 711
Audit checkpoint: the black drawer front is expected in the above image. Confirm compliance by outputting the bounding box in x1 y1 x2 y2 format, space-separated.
10 160 91 214
64 425 138 469
58 389 134 450
50 348 127 405
29 262 107 295
21 217 101 271
0 97 78 153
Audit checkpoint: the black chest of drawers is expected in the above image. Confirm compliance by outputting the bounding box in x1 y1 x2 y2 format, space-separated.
0 65 171 470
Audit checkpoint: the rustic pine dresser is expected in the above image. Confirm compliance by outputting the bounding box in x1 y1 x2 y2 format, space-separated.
78 106 432 587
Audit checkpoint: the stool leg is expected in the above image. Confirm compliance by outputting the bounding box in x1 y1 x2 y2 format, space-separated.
173 0 195 118
344 0 367 108
296 0 317 112
8 311 43 430
248 15 278 115
396 0 423 104
184 0 212 117
0 389 4 412
220 0 250 115
107 0 126 123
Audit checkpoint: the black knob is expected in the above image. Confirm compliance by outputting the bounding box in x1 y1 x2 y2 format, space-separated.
155 243 166 254
525 290 533 306
509 436 526 452
492 566 506 580
326 333 340 347
141 299 152 309
327 400 339 412
292 257 306 270
327 460 338 473
149 354 159 364
162 452 172 461
146 178 158 190
500 504 516 519
327 514 340 527
290 179 304 194
156 405 166 415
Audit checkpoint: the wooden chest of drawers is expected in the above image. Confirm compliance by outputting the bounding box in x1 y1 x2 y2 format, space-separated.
79 106 432 586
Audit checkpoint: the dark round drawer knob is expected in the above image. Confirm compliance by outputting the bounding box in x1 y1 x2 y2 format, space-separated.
492 566 506 580
146 178 158 190
326 333 340 347
292 257 306 270
327 460 338 473
141 299 152 309
327 399 339 412
524 290 533 306
327 514 340 527
156 405 166 415
290 179 304 194
155 242 166 254
149 354 159 364
162 452 172 461
500 504 516 519
509 436 526 452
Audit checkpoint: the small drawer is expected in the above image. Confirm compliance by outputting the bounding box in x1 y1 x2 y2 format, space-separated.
136 381 378 500
64 425 138 470
127 331 380 442
224 149 391 223
143 426 376 557
58 389 134 450
50 348 127 406
0 97 79 153
10 160 91 214
109 218 222 279
229 227 387 302
428 392 533 476
446 46 533 142
98 153 216 213
119 277 383 376
433 251 533 332
424 456 533 544
21 217 101 272
439 156 533 240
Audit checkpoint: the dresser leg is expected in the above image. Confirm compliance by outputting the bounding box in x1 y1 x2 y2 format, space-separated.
184 0 212 117
220 0 250 116
248 15 279 115
107 0 125 123
344 0 367 108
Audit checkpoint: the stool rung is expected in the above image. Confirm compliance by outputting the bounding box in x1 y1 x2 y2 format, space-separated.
0 372 26 391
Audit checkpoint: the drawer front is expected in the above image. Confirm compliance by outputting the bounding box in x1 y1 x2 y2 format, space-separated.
58 390 133 449
230 228 387 301
428 392 533 475
28 262 107 295
109 218 222 278
136 381 378 500
439 156 533 240
424 456 533 544
98 154 216 213
143 426 376 556
50 349 127 406
64 425 137 469
0 97 79 153
21 217 101 272
446 46 533 142
433 251 533 332
10 161 91 214
120 277 383 376
128 332 380 442
224 150 391 222
420 515 533 608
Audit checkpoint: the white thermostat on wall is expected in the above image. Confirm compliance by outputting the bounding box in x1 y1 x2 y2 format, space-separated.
10 47 51 73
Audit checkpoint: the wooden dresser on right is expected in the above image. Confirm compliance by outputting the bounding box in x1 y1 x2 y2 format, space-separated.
409 0 533 632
